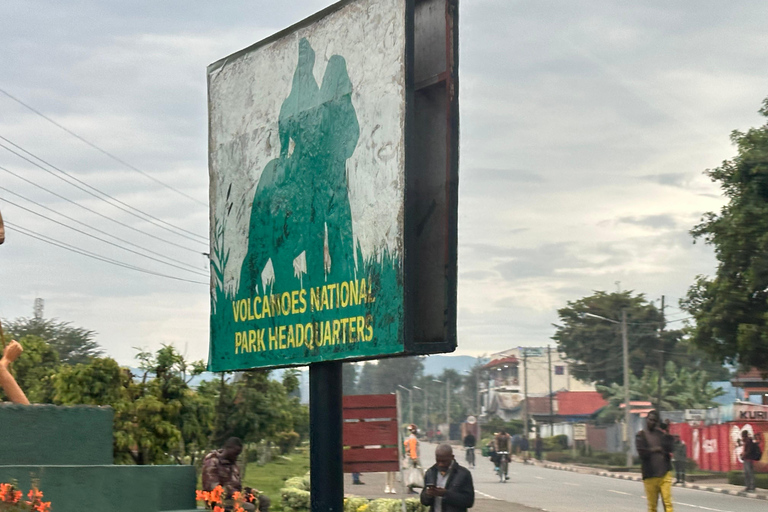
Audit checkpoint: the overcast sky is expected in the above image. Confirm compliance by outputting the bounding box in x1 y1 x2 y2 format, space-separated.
1 0 766 366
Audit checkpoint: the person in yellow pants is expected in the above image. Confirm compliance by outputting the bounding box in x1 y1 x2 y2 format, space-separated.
643 471 673 512
636 410 674 512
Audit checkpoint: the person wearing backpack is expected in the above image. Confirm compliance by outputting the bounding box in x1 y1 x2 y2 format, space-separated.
741 430 761 492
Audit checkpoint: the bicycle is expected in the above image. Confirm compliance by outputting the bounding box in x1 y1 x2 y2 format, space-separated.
465 446 475 467
496 451 509 482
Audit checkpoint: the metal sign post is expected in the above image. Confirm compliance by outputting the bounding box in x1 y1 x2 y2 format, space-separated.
206 1 459 511
309 362 343 512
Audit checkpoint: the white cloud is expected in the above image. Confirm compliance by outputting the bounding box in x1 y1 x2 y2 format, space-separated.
0 0 765 364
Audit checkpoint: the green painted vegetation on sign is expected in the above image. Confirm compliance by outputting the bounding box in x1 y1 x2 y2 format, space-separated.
209 39 404 371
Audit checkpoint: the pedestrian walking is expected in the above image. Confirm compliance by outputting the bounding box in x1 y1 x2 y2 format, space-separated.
519 435 530 463
672 436 686 484
404 424 422 494
636 410 674 512
534 433 543 461
420 444 474 512
741 430 761 492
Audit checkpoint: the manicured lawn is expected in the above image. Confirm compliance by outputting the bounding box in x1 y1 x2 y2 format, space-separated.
242 446 310 509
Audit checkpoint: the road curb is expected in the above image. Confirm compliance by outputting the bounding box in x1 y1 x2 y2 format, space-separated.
538 462 768 501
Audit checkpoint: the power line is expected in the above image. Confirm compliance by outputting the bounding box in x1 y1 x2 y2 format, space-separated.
0 195 208 277
0 136 208 244
0 185 206 272
0 86 208 208
5 221 208 286
0 164 202 254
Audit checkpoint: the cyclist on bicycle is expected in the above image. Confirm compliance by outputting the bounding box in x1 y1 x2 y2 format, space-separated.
462 432 476 467
493 430 512 480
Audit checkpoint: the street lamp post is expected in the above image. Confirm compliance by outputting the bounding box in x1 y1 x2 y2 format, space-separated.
413 386 426 431
432 379 449 437
585 311 632 467
397 385 413 425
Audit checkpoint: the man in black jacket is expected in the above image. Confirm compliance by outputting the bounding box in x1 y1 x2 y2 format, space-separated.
420 444 474 512
636 410 674 512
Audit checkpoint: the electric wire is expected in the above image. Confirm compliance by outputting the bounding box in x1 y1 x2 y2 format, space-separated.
0 86 208 208
0 196 208 277
0 136 208 243
0 185 205 273
0 165 203 254
5 221 208 286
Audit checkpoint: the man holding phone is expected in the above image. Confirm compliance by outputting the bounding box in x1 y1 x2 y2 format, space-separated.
420 444 474 512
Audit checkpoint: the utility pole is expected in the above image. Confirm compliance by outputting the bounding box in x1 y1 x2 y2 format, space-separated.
622 310 632 467
523 350 529 438
446 377 450 430
548 346 554 437
476 368 481 415
657 295 665 411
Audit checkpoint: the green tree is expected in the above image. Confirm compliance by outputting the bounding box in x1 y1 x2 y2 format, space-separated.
681 98 768 372
210 370 297 448
552 291 671 387
54 356 127 406
596 361 724 421
5 316 102 364
2 335 60 403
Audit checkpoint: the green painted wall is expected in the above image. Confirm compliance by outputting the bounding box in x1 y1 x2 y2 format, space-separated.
0 465 196 512
0 404 113 465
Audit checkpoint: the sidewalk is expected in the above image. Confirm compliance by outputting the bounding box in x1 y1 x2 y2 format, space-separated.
343 472 542 512
537 459 768 501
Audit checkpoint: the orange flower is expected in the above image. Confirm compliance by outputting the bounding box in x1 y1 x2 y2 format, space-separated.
213 506 224 512
209 486 224 504
34 501 51 512
196 490 210 502
234 504 244 512
11 490 22 503
0 483 9 502
27 488 44 501
232 491 242 502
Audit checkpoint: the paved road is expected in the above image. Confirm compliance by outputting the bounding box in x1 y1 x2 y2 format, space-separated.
419 443 765 512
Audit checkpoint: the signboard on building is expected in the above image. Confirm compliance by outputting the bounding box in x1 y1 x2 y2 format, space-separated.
573 423 587 441
207 0 459 371
684 409 707 422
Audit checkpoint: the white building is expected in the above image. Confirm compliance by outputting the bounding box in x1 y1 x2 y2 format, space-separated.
481 346 595 421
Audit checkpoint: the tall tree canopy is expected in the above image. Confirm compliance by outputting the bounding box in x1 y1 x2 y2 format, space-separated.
5 316 102 364
682 98 768 372
552 291 669 387
596 361 724 422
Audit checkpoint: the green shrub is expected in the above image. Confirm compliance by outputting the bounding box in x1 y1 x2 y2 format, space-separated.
727 470 768 489
281 472 311 512
283 475 310 491
281 487 310 512
274 431 301 455
544 451 574 463
542 435 568 451
344 497 369 512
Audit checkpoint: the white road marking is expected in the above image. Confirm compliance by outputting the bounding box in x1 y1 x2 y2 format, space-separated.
534 476 545 480
608 490 633 496
672 502 734 512
475 490 501 501
563 482 580 486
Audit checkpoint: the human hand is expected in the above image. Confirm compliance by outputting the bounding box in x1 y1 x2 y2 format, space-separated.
1 340 23 367
426 486 446 497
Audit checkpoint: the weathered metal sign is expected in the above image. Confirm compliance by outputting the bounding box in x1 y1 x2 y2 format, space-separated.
208 0 458 371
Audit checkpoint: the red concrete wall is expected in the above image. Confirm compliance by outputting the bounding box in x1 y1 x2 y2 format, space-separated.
670 421 768 473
